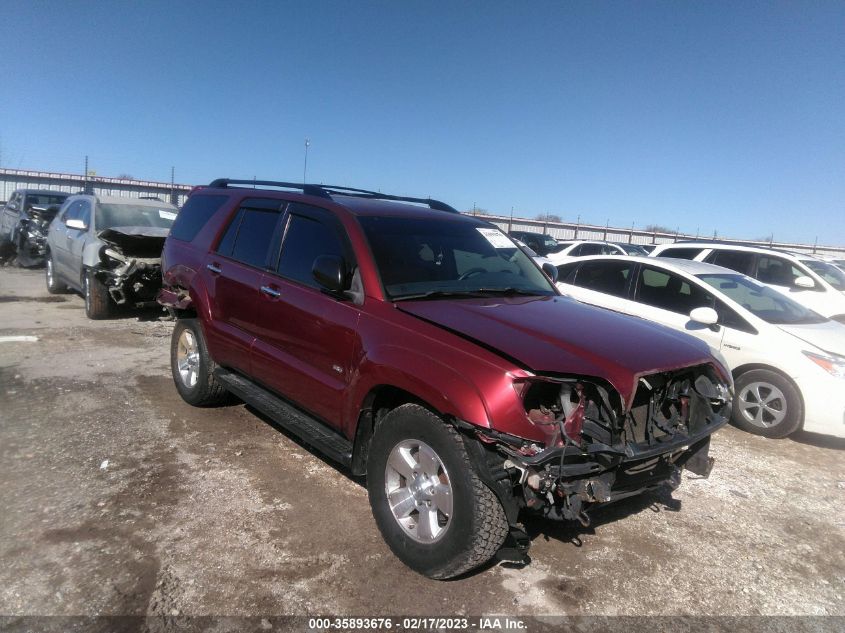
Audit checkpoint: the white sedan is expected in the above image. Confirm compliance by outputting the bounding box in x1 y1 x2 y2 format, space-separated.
555 255 845 439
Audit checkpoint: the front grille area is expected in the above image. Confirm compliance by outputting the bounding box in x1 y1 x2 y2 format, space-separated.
625 364 729 451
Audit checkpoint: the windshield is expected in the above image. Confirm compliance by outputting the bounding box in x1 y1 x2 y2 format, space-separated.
800 259 845 291
359 216 557 300
697 273 826 325
619 243 648 255
25 194 68 209
95 203 177 231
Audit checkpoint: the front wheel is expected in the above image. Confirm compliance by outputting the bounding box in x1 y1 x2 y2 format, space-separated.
731 369 803 438
366 404 508 579
83 269 113 319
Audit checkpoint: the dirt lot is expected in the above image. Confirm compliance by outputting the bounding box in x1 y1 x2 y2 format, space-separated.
1 266 843 623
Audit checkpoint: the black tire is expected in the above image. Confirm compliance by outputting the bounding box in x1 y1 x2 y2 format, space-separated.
83 269 113 319
731 369 803 438
45 253 69 294
170 318 229 407
366 403 508 579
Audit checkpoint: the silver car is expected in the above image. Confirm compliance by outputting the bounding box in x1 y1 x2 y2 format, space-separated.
45 194 178 319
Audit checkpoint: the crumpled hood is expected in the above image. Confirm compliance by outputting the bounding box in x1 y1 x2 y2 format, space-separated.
779 320 845 357
98 226 169 258
398 295 717 408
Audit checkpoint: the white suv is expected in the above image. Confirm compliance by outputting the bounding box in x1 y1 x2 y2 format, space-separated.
649 243 845 322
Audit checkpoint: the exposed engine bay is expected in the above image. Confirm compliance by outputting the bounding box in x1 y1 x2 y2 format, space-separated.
94 227 168 307
463 364 732 560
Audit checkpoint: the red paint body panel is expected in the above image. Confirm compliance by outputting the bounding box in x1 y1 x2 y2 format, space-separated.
395 295 715 409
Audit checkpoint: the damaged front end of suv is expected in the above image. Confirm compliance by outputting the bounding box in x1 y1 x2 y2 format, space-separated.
464 363 731 559
90 227 169 307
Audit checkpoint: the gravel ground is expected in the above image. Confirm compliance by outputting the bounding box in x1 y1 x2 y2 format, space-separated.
0 266 843 626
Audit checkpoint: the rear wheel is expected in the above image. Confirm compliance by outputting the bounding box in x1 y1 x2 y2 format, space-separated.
731 369 803 438
170 318 229 407
367 404 508 579
45 253 68 294
83 269 113 319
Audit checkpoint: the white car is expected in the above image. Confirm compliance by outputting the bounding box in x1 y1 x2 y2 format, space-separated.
546 240 649 266
512 238 553 267
649 242 845 322
555 255 845 439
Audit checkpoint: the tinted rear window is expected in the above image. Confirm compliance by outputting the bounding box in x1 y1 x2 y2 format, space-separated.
705 249 755 275
169 195 228 242
219 208 282 269
656 247 705 260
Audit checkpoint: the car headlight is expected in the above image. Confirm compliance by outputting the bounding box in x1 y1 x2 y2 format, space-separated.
804 351 845 379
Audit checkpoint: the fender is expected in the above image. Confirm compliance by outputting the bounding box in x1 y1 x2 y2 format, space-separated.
343 344 492 438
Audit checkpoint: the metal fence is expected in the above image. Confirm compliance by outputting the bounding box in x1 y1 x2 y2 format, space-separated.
475 213 845 257
0 168 192 207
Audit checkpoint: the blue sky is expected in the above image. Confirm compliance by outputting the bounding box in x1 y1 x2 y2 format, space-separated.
2 1 844 244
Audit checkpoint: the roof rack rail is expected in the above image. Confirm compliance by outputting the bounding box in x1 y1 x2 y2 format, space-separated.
207 178 458 213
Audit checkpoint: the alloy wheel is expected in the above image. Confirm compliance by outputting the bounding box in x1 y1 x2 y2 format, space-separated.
384 439 453 544
738 381 787 428
176 329 200 388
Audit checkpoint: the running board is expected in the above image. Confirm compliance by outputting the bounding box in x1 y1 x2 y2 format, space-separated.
214 368 353 468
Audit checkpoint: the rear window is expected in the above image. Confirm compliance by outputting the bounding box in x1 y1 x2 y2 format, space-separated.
217 203 283 269
704 249 755 275
169 195 228 242
656 247 705 260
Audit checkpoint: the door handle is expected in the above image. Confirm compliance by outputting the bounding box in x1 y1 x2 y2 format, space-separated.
206 263 222 274
260 285 281 298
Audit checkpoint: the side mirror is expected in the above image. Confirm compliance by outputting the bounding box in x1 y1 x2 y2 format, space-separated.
690 306 719 326
312 255 347 294
542 262 559 283
65 218 88 231
794 276 815 289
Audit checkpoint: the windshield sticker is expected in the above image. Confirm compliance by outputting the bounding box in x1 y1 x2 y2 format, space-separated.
159 210 177 220
476 227 513 249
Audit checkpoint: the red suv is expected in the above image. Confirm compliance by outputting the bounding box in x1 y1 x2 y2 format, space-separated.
159 179 732 579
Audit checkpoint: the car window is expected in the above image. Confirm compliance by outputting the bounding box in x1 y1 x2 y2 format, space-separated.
655 247 705 260
636 266 714 315
712 298 756 333
698 273 825 325
801 259 845 291
95 203 177 230
556 262 579 284
24 194 67 210
170 194 228 242
64 201 84 222
572 260 632 298
572 243 604 257
78 201 92 228
755 256 805 288
359 216 555 299
276 206 349 289
217 203 283 269
704 249 755 275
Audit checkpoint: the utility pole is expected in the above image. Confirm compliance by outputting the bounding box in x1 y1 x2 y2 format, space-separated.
170 166 175 206
84 155 89 194
303 138 310 183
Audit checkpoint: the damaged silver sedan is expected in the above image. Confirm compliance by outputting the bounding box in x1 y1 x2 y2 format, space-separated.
44 195 177 319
